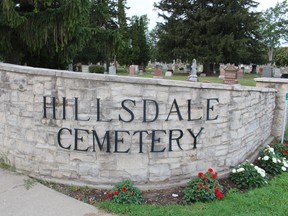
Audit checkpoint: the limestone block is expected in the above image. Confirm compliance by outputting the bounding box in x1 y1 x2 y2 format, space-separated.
149 164 171 182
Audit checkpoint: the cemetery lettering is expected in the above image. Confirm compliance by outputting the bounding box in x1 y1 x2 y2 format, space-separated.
43 96 219 153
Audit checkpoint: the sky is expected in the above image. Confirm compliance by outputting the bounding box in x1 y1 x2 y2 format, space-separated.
126 0 282 30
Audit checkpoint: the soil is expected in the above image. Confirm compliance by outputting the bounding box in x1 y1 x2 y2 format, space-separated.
40 177 243 206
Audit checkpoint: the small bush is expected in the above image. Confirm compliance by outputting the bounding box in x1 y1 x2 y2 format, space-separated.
183 168 224 202
107 179 144 204
230 160 268 189
258 145 288 175
89 65 105 74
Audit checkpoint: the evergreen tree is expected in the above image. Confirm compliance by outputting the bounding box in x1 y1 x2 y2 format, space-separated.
155 0 265 73
130 15 150 67
116 0 131 66
0 0 91 69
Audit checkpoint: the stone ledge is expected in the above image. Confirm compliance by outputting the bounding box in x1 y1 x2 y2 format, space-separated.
0 63 276 93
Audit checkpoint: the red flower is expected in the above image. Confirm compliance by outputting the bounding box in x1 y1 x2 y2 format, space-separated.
216 191 224 199
212 173 217 179
214 188 220 193
130 191 133 196
141 190 145 194
107 193 112 198
122 186 127 192
215 183 219 187
198 172 204 177
196 188 199 190
113 190 119 195
208 168 214 173
203 176 208 181
199 183 204 187
282 149 287 154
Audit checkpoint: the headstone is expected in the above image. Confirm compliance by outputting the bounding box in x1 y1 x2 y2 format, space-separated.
153 65 163 78
134 65 139 75
68 64 73 71
262 67 272 78
188 59 198 82
237 69 244 79
223 65 238 84
219 65 225 80
82 65 89 73
165 71 172 77
109 65 116 75
273 68 282 78
129 65 135 76
198 64 203 73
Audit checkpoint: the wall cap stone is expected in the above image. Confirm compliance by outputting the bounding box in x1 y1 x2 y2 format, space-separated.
0 63 276 93
255 77 288 84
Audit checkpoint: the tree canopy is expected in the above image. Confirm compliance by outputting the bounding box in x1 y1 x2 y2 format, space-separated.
259 0 288 63
0 0 91 69
155 0 266 69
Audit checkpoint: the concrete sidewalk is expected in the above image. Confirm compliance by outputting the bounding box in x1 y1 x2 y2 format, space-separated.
0 169 114 216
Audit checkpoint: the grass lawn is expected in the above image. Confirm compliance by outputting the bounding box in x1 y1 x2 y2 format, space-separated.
98 172 288 216
116 70 258 87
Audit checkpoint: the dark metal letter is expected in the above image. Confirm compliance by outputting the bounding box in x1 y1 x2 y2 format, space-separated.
57 128 72 150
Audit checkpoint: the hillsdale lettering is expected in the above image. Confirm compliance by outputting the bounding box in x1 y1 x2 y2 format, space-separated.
43 96 219 153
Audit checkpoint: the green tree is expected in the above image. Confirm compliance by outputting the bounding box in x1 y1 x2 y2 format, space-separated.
130 15 150 67
116 0 131 66
260 0 288 63
155 0 264 73
274 47 288 67
0 0 91 69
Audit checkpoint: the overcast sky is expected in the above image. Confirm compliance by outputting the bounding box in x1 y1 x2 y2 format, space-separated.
126 0 282 30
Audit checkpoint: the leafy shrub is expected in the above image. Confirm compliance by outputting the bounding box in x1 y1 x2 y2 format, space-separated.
230 160 268 189
258 145 288 175
183 168 224 202
271 142 288 158
107 179 144 204
89 65 105 74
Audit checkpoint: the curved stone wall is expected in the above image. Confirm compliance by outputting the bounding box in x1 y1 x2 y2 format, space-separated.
0 63 276 189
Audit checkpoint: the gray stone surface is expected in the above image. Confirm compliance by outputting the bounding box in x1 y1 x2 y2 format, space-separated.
0 63 277 189
0 169 113 216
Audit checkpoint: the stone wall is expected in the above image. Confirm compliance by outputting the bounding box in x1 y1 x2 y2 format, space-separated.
0 63 276 189
255 78 288 138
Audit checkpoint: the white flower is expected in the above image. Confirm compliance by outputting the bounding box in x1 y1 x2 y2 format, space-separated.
283 161 288 168
172 193 178 198
232 169 236 173
263 156 269 161
255 166 266 177
277 159 281 163
272 158 277 163
268 147 274 153
258 157 261 160
237 168 245 172
281 167 287 172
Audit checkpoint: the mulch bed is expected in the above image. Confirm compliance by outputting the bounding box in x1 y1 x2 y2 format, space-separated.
40 177 244 206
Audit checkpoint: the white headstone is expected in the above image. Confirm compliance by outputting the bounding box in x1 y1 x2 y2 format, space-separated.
165 71 172 77
82 65 89 73
273 68 281 78
109 65 116 75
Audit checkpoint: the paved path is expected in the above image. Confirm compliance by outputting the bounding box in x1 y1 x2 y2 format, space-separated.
0 169 115 216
